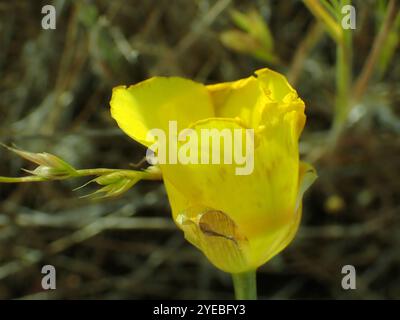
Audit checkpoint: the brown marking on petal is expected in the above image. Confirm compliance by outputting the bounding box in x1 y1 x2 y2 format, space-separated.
199 221 238 244
175 207 250 273
198 209 248 244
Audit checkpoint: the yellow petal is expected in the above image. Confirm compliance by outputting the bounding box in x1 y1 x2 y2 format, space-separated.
206 68 305 136
110 77 214 147
250 162 317 267
296 161 318 212
207 75 265 128
255 68 299 102
161 117 301 272
176 206 250 273
256 68 306 138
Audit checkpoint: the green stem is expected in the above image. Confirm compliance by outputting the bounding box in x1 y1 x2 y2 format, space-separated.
75 168 120 176
231 270 257 300
0 167 162 184
303 0 342 43
331 0 352 142
0 176 49 183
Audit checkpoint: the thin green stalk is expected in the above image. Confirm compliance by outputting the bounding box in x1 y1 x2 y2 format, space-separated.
353 0 397 102
0 176 49 183
232 270 257 300
0 168 116 183
331 0 352 142
0 168 161 183
303 0 342 43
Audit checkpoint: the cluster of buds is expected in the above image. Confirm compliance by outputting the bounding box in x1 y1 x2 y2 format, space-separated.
3 145 78 179
0 145 161 199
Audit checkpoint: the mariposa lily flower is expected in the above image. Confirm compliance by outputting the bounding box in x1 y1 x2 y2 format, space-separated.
110 68 316 274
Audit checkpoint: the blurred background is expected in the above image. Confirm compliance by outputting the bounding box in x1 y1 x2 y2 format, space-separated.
0 0 399 299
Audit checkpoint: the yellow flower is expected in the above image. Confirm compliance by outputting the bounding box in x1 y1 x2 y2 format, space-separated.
110 68 317 274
